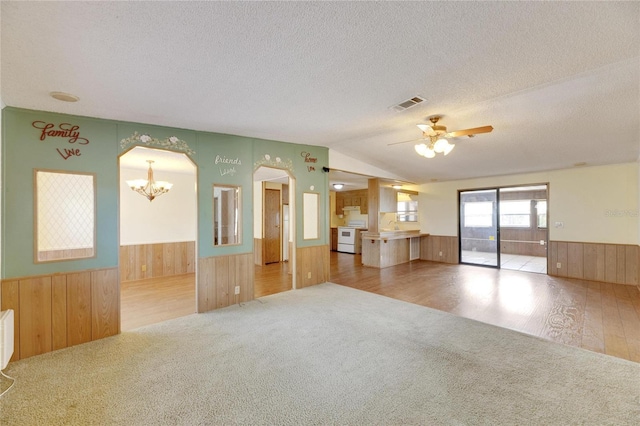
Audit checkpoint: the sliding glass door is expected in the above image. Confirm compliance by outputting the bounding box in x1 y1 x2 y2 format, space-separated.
459 189 499 267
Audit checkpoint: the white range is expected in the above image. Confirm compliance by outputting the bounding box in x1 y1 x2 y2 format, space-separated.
337 220 368 254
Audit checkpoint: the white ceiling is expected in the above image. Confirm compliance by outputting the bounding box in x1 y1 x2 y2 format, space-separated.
2 2 638 184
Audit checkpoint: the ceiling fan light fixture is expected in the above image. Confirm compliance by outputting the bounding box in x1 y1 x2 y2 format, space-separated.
423 147 436 158
433 138 449 153
443 143 455 155
415 143 428 156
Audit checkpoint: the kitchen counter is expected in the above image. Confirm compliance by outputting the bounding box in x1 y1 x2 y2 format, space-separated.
361 230 427 241
361 230 427 268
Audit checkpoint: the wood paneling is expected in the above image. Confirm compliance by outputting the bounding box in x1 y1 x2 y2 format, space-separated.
0 267 119 362
51 275 67 351
92 268 120 339
420 235 459 264
120 241 195 282
197 253 254 313
296 245 330 288
66 272 92 347
548 241 639 285
254 238 263 266
1 280 20 362
19 277 52 359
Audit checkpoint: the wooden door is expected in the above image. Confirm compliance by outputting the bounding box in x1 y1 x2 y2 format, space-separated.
264 189 281 264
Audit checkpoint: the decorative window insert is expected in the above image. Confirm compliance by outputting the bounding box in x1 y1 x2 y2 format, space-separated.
35 169 96 262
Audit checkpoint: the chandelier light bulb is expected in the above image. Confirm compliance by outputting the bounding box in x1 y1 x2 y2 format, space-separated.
415 143 428 156
433 138 449 153
443 143 455 155
423 147 436 158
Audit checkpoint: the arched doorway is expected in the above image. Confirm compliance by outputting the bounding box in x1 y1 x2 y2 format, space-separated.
118 146 197 330
253 166 296 297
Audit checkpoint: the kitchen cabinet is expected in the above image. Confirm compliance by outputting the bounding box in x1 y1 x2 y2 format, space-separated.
331 228 338 251
335 189 368 215
379 187 397 212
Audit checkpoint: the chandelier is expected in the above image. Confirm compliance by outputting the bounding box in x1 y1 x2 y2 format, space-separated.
126 160 173 201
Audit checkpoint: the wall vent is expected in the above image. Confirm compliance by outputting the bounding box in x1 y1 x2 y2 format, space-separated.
390 96 426 112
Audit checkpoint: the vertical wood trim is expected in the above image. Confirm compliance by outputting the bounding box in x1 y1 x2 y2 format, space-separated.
556 242 568 277
567 242 584 279
624 245 638 285
1 280 21 361
548 241 557 275
605 245 617 283
215 256 230 309
19 277 52 359
66 272 92 347
51 275 68 351
616 245 626 284
91 268 120 339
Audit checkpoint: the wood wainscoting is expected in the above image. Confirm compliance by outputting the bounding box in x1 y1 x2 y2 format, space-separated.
548 241 639 285
0 267 119 362
119 241 195 282
296 245 330 288
420 235 459 264
197 253 254 313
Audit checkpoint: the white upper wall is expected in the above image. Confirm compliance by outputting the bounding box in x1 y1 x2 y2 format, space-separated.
119 167 197 245
329 150 407 182
419 162 639 245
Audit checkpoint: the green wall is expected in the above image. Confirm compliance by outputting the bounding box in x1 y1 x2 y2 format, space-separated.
1 107 329 279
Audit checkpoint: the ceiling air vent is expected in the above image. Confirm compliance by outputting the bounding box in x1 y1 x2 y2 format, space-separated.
390 96 426 112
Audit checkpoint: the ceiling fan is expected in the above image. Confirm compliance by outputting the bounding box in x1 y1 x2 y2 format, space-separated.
389 116 493 158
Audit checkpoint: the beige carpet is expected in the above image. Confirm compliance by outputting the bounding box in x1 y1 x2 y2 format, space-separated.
1 283 638 425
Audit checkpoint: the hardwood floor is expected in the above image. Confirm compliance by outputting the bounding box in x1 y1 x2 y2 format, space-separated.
254 261 292 297
329 251 640 363
121 273 196 331
120 254 640 363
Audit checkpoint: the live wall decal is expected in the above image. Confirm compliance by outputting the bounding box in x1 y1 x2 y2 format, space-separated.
120 132 195 156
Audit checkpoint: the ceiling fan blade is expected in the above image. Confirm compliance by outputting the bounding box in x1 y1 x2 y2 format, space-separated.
416 124 436 136
387 137 425 146
447 125 493 138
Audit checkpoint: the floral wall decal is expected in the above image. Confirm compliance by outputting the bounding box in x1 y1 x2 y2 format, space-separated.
120 132 195 156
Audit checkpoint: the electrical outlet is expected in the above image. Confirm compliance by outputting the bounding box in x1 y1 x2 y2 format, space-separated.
556 262 561 269
141 264 147 272
307 272 311 279
439 251 443 257
234 286 240 295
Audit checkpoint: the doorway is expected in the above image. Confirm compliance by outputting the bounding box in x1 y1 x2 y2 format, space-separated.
118 146 197 330
253 166 295 297
459 184 548 273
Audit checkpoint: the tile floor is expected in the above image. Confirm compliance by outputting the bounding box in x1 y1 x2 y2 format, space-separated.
461 250 547 274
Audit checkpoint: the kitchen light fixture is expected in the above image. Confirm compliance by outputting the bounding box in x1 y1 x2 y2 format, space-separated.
333 183 344 190
126 160 173 201
392 185 402 189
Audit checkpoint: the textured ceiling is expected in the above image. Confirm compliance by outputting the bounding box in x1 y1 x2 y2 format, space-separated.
2 2 638 184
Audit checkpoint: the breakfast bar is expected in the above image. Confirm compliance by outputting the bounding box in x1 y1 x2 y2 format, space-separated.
361 230 428 268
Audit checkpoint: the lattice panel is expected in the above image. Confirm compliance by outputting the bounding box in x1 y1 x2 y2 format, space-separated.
37 171 95 257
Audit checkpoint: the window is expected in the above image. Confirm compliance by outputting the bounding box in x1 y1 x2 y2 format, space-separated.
536 200 547 228
397 193 418 222
463 201 493 227
35 169 96 262
500 200 530 228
